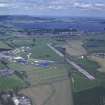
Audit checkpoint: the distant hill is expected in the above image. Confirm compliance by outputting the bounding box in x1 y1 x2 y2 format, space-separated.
0 15 105 32
0 15 56 22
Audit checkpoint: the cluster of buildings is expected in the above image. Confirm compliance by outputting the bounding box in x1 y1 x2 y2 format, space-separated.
11 46 31 55
0 69 14 77
94 53 105 58
0 92 32 105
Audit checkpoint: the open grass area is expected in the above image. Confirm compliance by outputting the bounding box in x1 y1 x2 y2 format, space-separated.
31 38 61 61
31 44 63 61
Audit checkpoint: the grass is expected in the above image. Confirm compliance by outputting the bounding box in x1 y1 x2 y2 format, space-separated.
11 39 34 47
0 62 6 69
31 44 62 61
0 75 26 91
0 41 11 49
31 38 63 61
90 55 105 73
67 56 105 92
72 72 101 92
70 56 100 75
7 37 63 61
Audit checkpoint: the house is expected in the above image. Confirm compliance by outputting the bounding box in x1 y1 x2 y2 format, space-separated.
0 69 14 77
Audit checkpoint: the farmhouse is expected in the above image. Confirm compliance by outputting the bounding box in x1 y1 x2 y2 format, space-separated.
0 69 14 77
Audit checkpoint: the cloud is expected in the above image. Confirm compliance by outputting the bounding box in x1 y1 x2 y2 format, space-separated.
73 2 92 8
0 3 9 7
73 2 105 10
0 0 105 16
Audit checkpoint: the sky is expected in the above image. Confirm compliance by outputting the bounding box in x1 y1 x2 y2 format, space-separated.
0 0 105 17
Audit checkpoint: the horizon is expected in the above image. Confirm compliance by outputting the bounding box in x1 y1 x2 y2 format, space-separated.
0 14 105 19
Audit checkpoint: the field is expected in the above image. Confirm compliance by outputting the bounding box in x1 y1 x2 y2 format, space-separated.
0 41 12 49
8 62 68 86
0 62 6 69
31 43 62 61
20 79 73 105
0 75 26 91
71 72 100 92
70 56 99 74
11 38 34 47
65 40 87 57
89 55 105 72
83 39 105 53
63 39 105 92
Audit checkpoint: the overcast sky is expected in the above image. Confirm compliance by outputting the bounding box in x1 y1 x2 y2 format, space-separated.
0 0 105 17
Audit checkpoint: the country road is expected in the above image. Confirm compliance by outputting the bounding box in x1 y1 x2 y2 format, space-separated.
47 43 95 80
47 43 64 57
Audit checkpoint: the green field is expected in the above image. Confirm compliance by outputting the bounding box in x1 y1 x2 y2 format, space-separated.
72 72 101 92
0 75 26 91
